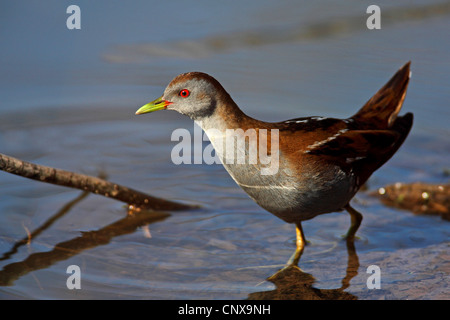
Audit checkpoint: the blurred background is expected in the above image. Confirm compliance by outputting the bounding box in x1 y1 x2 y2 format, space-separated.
0 0 448 299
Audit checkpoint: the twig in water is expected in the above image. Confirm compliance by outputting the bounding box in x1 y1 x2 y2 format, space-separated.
0 152 196 211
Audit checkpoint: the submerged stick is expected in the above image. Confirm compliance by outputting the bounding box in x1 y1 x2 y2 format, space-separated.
0 191 90 261
0 153 195 211
0 210 171 286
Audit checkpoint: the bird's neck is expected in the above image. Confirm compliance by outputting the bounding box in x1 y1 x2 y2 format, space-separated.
195 96 260 132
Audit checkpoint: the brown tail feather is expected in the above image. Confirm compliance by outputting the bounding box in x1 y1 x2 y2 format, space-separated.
382 112 414 161
352 62 411 128
357 112 414 185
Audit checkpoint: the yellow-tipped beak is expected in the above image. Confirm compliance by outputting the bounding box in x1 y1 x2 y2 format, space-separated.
135 96 172 115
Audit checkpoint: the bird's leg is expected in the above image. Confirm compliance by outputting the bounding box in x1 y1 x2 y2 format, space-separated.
287 222 306 266
344 204 363 241
268 222 306 281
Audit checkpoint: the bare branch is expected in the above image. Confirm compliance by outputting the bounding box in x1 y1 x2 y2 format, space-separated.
0 153 196 211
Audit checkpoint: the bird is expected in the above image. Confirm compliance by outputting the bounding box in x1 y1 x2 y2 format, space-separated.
135 62 413 266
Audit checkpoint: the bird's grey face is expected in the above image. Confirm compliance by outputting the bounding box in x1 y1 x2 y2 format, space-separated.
162 78 217 120
136 73 219 120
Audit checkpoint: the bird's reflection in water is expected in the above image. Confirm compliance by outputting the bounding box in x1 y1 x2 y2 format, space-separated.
248 240 359 300
1 191 359 300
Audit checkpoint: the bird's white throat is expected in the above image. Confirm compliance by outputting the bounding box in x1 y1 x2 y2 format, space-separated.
194 119 280 176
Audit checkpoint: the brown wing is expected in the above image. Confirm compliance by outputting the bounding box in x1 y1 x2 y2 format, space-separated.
306 112 413 185
305 129 400 161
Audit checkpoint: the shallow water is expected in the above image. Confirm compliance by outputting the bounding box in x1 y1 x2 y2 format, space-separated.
0 1 449 299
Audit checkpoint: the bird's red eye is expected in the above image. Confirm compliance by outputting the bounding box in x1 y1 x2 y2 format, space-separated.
179 89 190 98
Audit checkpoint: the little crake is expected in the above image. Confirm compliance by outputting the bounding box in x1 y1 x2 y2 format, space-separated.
136 63 413 266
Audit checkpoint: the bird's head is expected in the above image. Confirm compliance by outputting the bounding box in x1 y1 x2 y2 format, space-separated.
136 72 230 121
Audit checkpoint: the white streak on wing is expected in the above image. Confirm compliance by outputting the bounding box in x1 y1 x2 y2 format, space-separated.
284 120 308 124
306 129 349 150
345 156 366 163
284 117 328 124
236 181 297 190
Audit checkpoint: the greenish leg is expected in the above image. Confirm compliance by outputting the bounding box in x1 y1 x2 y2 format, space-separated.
344 204 363 241
287 222 306 266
